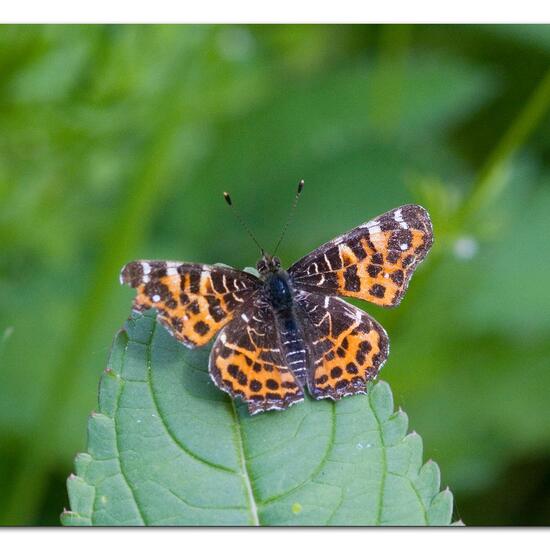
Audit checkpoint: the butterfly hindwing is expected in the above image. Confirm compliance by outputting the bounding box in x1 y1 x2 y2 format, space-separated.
288 204 433 307
296 291 389 400
209 299 304 414
120 261 261 348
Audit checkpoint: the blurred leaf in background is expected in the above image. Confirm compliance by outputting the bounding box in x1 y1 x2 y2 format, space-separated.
0 24 550 526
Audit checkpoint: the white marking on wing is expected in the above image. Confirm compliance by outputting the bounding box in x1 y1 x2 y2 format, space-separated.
361 219 380 230
222 274 229 293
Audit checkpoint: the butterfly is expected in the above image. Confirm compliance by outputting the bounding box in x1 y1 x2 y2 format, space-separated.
120 194 433 415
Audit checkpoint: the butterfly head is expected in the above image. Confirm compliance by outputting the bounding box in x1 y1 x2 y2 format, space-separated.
256 254 282 276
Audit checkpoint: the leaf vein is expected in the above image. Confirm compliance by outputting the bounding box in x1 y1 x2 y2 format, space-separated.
259 402 336 507
147 322 238 474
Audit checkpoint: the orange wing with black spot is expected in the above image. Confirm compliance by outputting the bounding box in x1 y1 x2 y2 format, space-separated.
288 204 433 307
296 291 389 400
209 298 304 415
120 261 261 348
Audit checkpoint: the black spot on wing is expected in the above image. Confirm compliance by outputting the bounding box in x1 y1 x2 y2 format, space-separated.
121 262 143 287
349 238 367 261
386 250 400 264
144 281 172 302
346 362 358 374
330 366 343 379
388 229 412 251
189 270 200 293
250 379 262 392
343 265 361 292
372 252 384 265
367 264 382 278
206 295 226 322
390 269 404 285
325 247 343 270
194 321 209 335
369 284 386 298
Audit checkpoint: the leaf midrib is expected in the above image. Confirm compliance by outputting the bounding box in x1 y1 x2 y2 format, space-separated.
230 401 260 526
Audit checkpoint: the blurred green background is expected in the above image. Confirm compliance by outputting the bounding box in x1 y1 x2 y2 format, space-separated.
1 24 550 526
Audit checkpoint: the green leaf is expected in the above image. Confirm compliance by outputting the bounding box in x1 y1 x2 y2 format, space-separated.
61 310 454 526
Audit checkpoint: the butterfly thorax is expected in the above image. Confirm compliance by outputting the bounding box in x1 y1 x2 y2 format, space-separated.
257 254 294 312
263 269 294 312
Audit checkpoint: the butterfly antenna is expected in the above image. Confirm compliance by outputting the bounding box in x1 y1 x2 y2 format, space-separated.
223 192 264 254
273 179 304 255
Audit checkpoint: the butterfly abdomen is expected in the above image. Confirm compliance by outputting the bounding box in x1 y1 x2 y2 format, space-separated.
276 309 308 386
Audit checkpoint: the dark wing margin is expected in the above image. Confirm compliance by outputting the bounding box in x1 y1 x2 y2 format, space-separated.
209 298 304 415
296 290 389 400
288 204 434 307
120 260 261 348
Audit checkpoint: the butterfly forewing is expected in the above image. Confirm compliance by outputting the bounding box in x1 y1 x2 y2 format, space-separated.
120 261 261 348
209 298 304 414
296 291 389 399
288 204 433 307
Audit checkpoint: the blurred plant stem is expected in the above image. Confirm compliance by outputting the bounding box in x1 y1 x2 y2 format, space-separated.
457 67 550 224
370 24 412 135
388 66 550 334
0 47 210 525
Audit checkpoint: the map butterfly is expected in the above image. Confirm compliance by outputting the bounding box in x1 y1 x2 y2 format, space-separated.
120 185 433 414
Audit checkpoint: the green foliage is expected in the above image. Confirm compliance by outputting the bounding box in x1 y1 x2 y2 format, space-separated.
61 311 453 526
2 24 550 526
